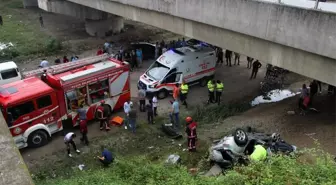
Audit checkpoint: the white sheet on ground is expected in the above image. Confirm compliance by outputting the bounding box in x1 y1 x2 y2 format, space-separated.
251 89 299 106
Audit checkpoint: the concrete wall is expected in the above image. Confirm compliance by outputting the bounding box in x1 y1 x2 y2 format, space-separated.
66 0 336 86
98 0 336 60
23 0 38 8
85 15 124 37
0 114 34 185
38 0 107 20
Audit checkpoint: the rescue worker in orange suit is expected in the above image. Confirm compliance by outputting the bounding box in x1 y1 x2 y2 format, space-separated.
96 100 110 131
173 83 180 100
185 116 197 152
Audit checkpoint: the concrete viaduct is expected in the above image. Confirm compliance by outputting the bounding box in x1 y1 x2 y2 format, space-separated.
1 1 336 184
23 0 336 86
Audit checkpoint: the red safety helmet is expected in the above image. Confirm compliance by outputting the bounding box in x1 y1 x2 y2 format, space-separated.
185 116 193 123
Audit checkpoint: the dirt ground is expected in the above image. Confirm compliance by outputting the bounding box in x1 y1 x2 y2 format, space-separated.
6 7 335 171
16 11 268 169
201 93 336 155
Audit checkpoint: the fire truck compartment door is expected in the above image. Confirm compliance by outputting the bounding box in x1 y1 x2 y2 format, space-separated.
109 71 129 97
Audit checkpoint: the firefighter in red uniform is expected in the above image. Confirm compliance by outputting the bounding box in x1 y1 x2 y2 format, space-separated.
185 116 197 152
96 100 110 131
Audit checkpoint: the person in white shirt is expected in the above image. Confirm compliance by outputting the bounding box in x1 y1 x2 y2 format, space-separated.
123 100 132 114
104 42 110 51
39 59 49 68
123 100 133 129
64 132 80 157
152 95 158 116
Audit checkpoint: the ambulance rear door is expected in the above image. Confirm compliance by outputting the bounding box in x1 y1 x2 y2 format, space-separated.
194 51 216 81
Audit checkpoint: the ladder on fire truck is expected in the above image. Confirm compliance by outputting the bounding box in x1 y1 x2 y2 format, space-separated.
22 54 110 78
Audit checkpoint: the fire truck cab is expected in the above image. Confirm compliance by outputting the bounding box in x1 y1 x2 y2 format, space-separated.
0 78 58 148
0 57 130 149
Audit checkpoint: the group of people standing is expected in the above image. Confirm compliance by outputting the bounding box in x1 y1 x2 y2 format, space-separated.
170 82 198 152
215 47 263 80
97 42 144 71
207 80 224 105
38 55 79 68
155 38 187 58
298 80 335 114
215 48 241 66
138 88 158 125
75 100 111 147
117 48 144 71
64 100 114 166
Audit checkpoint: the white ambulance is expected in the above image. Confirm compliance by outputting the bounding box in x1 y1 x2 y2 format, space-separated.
138 44 216 99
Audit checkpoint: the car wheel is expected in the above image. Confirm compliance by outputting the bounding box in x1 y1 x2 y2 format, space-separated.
28 130 49 148
199 77 208 87
233 129 248 147
157 90 168 99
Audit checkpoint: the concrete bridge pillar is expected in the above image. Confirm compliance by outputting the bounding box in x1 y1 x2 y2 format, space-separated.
85 15 124 37
37 0 124 37
23 0 38 8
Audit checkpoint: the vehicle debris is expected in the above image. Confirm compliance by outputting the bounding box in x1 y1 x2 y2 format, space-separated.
209 128 297 170
165 154 181 164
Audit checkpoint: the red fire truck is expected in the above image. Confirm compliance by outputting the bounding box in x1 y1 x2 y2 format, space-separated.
0 55 130 149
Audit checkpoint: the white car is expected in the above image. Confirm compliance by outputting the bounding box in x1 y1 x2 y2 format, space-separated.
209 128 297 169
0 61 22 86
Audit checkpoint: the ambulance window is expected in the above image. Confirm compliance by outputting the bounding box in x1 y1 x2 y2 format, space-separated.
8 101 35 121
164 68 177 83
1 68 18 80
37 95 52 109
88 79 110 104
167 68 177 76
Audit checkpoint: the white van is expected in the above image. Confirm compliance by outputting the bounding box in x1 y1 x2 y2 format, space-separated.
0 61 22 86
138 45 216 99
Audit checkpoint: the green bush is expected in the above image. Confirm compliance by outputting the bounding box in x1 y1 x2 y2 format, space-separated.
191 102 251 124
36 149 336 185
0 45 20 60
45 39 62 53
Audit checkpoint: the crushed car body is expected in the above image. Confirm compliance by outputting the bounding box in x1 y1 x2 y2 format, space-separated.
209 128 297 170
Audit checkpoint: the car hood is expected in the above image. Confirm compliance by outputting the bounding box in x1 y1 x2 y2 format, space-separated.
140 74 157 85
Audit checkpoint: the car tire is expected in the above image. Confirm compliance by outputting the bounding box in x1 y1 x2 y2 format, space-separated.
157 89 168 99
233 129 248 147
28 130 49 148
199 77 209 87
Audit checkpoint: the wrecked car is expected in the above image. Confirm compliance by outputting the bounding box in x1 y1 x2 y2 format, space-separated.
209 128 297 169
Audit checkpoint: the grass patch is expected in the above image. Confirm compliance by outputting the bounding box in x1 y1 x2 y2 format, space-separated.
35 148 336 185
191 102 251 124
30 101 252 183
0 0 62 60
